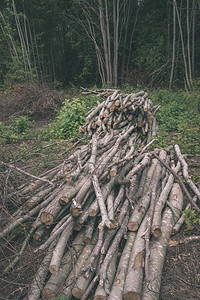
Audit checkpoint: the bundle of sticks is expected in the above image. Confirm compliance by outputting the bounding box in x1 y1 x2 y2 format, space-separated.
1 90 199 300
79 89 159 136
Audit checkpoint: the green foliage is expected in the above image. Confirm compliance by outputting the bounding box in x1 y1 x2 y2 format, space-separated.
0 116 33 145
55 94 99 139
11 116 32 133
55 98 86 139
182 208 200 234
150 89 200 154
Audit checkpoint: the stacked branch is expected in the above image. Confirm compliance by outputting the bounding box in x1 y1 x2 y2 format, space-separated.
0 89 199 300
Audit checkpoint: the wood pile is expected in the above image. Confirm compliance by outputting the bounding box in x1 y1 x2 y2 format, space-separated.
1 89 199 300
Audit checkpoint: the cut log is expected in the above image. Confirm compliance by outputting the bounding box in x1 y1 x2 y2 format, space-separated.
142 183 184 300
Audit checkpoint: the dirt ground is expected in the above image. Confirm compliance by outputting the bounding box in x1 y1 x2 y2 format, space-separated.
0 95 199 300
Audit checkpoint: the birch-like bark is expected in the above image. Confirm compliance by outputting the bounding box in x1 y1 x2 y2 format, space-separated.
169 0 176 89
174 0 191 90
174 144 200 200
108 232 136 300
152 161 181 237
42 230 85 299
142 183 183 300
98 0 110 84
49 221 74 274
25 241 57 300
123 214 148 300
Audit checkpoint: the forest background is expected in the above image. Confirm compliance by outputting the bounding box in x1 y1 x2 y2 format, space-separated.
0 1 200 299
0 0 200 90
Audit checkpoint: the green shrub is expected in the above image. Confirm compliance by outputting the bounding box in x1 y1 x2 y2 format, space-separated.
11 116 32 133
182 208 200 234
149 89 200 154
55 95 99 139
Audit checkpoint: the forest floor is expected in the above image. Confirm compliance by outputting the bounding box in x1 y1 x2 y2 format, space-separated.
0 89 200 300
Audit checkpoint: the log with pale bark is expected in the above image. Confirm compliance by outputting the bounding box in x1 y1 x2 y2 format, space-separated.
1 88 199 300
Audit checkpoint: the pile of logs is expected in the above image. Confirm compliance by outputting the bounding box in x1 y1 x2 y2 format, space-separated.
1 89 199 300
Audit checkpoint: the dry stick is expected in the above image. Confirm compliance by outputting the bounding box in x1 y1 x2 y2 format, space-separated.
123 213 149 300
128 158 159 232
22 185 55 213
101 199 129 255
99 214 129 287
152 161 181 237
42 230 85 299
125 153 151 183
142 183 184 300
134 167 148 200
25 240 57 300
153 152 200 213
139 138 158 154
83 228 104 277
49 221 74 274
3 226 35 273
33 225 46 241
0 187 59 239
0 161 54 185
89 134 113 229
88 177 116 217
107 189 115 221
62 232 98 298
94 250 118 299
168 235 200 247
145 150 166 282
34 216 73 253
108 231 136 300
172 195 197 235
72 259 98 299
84 217 96 244
113 185 125 212
174 144 200 200
75 194 96 230
80 273 100 300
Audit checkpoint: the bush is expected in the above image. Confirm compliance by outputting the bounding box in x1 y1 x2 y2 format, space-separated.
11 116 32 133
0 83 63 121
55 94 99 139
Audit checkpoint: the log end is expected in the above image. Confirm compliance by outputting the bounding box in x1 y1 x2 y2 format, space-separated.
22 203 30 213
94 295 107 300
42 288 56 300
74 222 82 231
124 291 141 300
59 196 70 205
32 232 42 241
70 204 82 217
72 287 84 299
128 222 139 232
49 265 59 274
88 208 98 217
84 236 92 244
41 212 54 226
152 228 162 238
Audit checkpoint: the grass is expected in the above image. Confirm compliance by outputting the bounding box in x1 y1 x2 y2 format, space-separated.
0 87 199 173
149 89 200 154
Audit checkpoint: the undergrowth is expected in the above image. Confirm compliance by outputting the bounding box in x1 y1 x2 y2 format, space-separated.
0 86 199 166
150 89 200 154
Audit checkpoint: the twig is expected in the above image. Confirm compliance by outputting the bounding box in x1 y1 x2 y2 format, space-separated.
152 152 200 213
168 235 200 247
0 161 54 185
